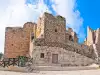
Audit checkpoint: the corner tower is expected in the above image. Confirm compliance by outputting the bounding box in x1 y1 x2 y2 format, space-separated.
43 12 66 43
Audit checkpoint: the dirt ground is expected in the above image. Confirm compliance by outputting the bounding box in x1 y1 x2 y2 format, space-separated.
0 69 100 75
0 64 100 75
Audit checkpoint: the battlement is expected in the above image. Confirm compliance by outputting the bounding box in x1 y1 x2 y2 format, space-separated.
68 28 73 33
43 12 66 23
56 15 65 21
23 22 36 28
5 27 23 32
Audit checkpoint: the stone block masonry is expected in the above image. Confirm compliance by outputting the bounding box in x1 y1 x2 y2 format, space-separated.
4 12 100 65
32 46 95 66
4 22 36 58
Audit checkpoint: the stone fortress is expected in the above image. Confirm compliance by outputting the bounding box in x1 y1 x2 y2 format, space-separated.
4 12 100 66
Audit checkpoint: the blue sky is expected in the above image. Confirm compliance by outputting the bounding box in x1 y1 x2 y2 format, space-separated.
0 0 100 52
77 0 100 40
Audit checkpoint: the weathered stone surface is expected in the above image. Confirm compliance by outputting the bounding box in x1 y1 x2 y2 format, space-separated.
84 27 100 57
4 12 99 67
32 46 95 66
4 22 36 58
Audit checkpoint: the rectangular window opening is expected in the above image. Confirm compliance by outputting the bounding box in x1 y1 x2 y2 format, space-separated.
40 53 44 58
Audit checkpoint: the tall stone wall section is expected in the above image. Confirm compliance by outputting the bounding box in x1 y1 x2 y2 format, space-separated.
33 38 95 59
86 27 94 46
84 27 100 57
36 17 45 38
43 13 66 44
95 28 100 56
4 22 36 58
4 27 25 58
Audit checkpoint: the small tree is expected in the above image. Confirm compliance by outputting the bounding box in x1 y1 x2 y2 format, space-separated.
18 56 26 67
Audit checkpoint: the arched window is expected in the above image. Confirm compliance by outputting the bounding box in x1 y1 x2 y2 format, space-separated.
40 53 44 58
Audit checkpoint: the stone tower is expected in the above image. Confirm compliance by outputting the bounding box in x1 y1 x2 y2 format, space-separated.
86 26 100 46
4 22 36 58
85 26 100 57
36 12 66 44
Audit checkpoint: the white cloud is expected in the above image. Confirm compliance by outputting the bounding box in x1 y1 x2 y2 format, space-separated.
0 0 85 53
0 0 50 53
51 0 85 42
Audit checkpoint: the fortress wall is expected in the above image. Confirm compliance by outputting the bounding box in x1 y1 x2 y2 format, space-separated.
23 22 36 57
33 38 95 59
4 27 26 58
4 12 99 60
32 46 94 66
4 22 36 58
65 28 78 43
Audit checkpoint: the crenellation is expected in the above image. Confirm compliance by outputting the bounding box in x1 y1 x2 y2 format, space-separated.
5 27 23 32
43 12 55 20
56 15 65 20
68 28 73 33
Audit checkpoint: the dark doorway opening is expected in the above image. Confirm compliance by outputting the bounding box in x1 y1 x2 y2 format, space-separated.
52 54 58 64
